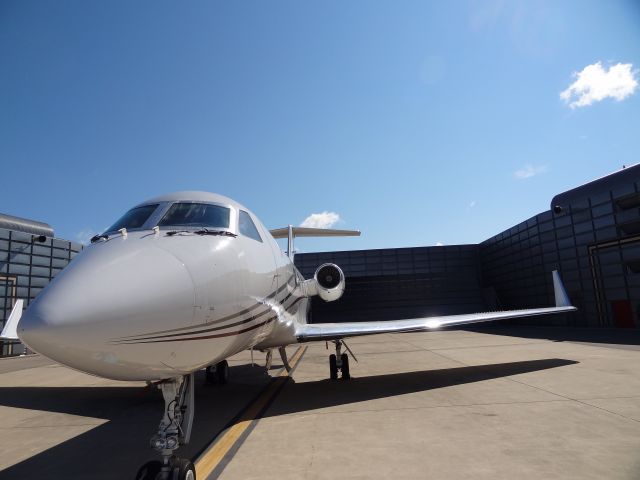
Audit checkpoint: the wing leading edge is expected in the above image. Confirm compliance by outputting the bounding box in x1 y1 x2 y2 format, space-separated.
296 271 576 343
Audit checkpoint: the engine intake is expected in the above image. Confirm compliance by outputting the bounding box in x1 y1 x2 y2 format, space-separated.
313 263 345 302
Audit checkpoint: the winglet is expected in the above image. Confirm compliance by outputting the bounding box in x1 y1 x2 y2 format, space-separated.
552 271 572 308
1 299 23 340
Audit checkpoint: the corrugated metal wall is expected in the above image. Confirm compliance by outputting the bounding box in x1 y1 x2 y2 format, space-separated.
0 229 82 356
481 166 640 328
295 245 484 323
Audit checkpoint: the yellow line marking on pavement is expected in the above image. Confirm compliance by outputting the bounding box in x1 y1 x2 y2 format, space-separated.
195 346 307 479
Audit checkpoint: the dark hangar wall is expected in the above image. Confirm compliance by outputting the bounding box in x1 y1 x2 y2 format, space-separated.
296 165 640 328
295 245 485 323
481 164 640 328
0 224 82 356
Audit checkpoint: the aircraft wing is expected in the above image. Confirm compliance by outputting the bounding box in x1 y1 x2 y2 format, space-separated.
296 271 576 342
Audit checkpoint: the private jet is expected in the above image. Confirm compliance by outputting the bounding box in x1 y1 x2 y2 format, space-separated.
1 191 576 480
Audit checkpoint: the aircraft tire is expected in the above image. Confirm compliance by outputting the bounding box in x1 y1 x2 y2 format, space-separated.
329 354 338 380
134 460 162 480
172 457 196 480
215 360 229 384
341 353 350 380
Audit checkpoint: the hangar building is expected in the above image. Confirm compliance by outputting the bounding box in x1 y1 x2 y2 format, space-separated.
0 214 82 356
296 164 640 329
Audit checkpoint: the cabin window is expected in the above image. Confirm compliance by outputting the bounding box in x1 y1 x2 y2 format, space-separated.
106 204 159 232
158 203 230 229
239 211 262 242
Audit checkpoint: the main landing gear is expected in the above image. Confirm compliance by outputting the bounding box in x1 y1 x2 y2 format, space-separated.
329 339 355 380
136 374 196 480
205 360 229 384
264 347 291 372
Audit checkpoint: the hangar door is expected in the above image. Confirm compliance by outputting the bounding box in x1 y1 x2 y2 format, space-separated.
589 237 640 328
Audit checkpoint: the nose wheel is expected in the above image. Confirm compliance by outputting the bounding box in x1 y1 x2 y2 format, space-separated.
329 340 351 380
135 457 195 480
135 374 197 480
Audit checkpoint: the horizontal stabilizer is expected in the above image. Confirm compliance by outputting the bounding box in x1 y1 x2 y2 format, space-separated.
1 299 23 340
270 226 360 239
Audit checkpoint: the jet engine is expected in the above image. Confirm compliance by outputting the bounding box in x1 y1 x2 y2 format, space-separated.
313 263 345 302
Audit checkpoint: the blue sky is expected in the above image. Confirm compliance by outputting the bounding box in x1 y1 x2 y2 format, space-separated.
1 1 639 252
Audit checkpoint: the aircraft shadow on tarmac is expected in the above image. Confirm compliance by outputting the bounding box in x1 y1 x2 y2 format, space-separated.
0 358 577 480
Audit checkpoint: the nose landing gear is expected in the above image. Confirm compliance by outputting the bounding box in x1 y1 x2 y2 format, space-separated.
136 374 197 480
329 340 355 380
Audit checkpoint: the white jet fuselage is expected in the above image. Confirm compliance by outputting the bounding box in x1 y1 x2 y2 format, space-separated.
19 193 308 380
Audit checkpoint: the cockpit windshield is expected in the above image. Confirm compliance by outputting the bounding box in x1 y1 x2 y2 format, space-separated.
106 204 159 232
158 203 230 229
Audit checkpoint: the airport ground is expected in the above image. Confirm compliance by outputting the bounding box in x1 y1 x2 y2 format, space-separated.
0 326 639 480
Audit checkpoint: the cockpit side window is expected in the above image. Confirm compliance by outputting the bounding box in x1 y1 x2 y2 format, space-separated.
239 210 262 242
106 204 159 232
158 203 230 229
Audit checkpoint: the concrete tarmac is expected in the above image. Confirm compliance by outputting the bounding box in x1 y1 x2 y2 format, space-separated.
0 327 639 480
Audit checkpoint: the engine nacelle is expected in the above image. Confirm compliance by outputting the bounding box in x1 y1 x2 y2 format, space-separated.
312 263 345 302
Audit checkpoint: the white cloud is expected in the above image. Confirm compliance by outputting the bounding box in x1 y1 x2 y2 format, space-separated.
514 164 547 179
75 226 108 245
560 62 638 109
300 211 340 229
75 229 97 245
435 242 443 246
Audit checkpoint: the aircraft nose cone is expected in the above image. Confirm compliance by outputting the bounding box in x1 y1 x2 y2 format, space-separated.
19 310 48 354
18 240 196 372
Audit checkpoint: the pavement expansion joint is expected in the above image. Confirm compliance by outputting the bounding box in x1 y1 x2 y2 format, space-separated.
578 395 640 400
418 347 470 367
281 398 576 418
427 341 552 351
504 374 640 424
